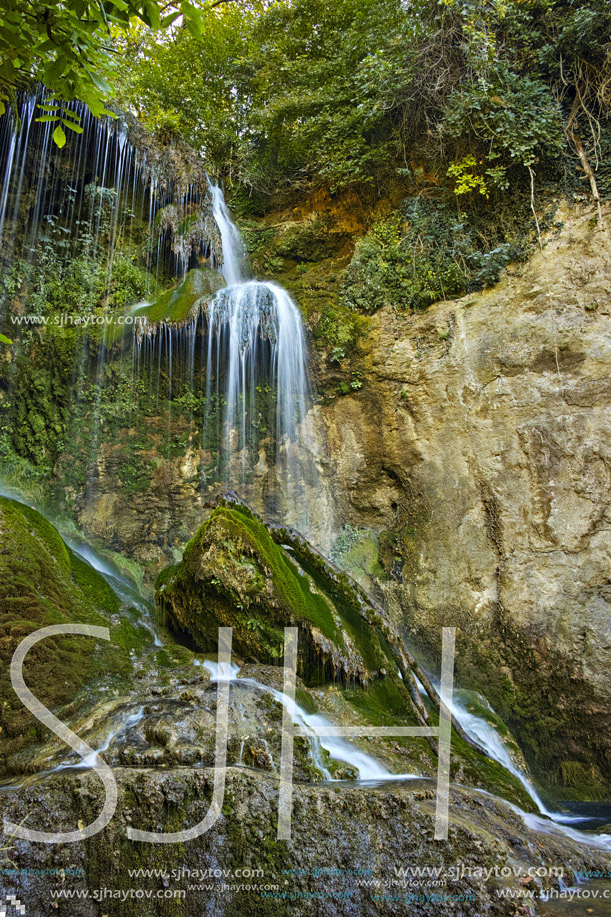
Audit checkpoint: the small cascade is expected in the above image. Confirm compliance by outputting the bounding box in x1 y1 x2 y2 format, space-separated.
68 538 162 647
208 180 250 285
202 659 242 682
448 689 593 826
51 706 146 774
204 181 315 520
199 658 415 782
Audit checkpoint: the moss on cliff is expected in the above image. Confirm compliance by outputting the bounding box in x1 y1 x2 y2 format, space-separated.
0 497 147 771
135 267 225 325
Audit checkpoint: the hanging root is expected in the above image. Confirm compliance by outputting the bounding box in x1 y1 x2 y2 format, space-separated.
565 94 604 230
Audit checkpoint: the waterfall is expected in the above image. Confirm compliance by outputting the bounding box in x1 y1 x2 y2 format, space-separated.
204 182 315 520
0 97 326 541
208 180 250 285
121 178 318 532
0 89 212 314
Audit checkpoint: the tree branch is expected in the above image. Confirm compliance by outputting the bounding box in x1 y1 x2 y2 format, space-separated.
566 96 603 229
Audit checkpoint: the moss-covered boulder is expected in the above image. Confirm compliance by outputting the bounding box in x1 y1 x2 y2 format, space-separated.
0 497 146 771
134 266 225 327
157 497 407 691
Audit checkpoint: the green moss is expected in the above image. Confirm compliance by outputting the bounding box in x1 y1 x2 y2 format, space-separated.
182 504 343 648
155 645 194 668
344 677 418 727
134 267 224 325
157 501 404 688
155 562 181 591
0 497 144 771
276 531 391 675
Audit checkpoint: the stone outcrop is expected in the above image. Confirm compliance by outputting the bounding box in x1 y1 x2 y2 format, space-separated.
314 203 611 798
157 496 413 692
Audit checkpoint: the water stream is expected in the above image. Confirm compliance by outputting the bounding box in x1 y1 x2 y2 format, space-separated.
201 659 411 782
200 660 611 849
204 182 316 518
67 538 162 648
451 691 588 825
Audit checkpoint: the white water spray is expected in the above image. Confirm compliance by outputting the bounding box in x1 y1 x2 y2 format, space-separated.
448 690 594 826
205 182 314 514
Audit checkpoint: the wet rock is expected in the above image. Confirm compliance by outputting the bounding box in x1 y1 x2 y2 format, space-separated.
1 766 607 917
155 498 410 697
0 497 150 774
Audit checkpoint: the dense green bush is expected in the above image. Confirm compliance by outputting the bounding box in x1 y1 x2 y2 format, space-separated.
341 199 531 314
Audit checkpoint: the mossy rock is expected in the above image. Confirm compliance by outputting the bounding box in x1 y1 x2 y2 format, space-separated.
0 497 146 770
156 497 406 694
134 267 225 325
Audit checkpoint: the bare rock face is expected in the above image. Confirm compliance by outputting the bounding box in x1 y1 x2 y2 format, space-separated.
317 203 611 797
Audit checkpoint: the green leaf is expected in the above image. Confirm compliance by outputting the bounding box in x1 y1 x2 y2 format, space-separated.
0 333 13 345
53 124 66 148
59 108 82 122
161 10 181 27
88 71 112 93
144 1 161 29
62 119 83 133
44 55 67 84
85 97 116 118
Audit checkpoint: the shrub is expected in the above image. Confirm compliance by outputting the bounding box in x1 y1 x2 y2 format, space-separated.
341 198 530 314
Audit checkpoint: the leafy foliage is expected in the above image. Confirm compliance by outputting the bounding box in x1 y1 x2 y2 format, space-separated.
341 198 531 314
0 0 210 137
112 0 611 209
116 3 264 173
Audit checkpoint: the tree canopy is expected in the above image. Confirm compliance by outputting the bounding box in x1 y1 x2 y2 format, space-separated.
112 0 611 210
0 0 211 139
1 0 610 204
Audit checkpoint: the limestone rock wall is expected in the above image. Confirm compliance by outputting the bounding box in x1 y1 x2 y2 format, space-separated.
316 203 611 795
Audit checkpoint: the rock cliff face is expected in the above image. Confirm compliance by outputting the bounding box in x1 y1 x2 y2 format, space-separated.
313 203 611 797
5 172 609 800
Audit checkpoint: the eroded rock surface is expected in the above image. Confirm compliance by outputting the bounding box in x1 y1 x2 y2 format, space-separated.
316 204 611 797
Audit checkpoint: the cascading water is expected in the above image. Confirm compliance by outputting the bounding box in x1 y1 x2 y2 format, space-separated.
208 181 250 286
0 93 218 507
415 678 611 845
200 659 410 782
450 691 588 824
68 538 163 648
0 90 213 290
205 181 314 513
